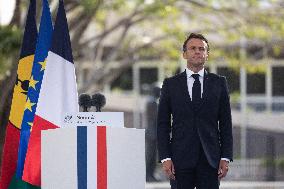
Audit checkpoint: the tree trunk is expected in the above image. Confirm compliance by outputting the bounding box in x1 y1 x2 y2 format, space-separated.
0 62 17 165
9 0 22 27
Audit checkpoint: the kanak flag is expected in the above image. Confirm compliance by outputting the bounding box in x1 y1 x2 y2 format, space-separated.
0 0 37 188
16 0 53 181
22 0 79 186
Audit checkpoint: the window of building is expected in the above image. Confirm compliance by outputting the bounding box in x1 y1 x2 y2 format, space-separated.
111 68 133 91
247 73 265 94
140 68 158 94
272 66 284 96
217 67 240 93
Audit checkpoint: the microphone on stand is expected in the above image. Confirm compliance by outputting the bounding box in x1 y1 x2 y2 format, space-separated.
91 93 106 112
78 93 92 112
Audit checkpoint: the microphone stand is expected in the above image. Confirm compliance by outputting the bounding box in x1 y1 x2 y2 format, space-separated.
95 106 101 112
83 106 88 112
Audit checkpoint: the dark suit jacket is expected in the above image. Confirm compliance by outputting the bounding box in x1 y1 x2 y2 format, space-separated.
157 70 233 170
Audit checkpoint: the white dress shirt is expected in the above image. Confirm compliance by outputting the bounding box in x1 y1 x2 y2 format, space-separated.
161 68 230 163
185 67 204 100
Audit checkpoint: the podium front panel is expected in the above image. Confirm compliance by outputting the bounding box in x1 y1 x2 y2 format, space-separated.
107 128 145 189
42 127 78 188
42 126 145 189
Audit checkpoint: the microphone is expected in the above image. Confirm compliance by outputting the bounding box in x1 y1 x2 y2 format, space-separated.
78 93 91 112
91 93 106 112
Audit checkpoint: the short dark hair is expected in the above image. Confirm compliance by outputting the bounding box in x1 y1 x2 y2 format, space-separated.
182 33 210 53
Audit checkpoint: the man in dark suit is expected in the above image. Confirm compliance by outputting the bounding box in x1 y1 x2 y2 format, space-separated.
157 33 233 189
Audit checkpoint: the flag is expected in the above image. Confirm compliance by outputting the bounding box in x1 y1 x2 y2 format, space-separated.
15 0 53 181
0 0 37 188
22 0 79 186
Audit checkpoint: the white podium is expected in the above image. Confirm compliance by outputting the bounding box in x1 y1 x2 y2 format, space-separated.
41 113 145 189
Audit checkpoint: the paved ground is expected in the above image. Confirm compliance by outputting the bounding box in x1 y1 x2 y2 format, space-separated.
145 181 284 189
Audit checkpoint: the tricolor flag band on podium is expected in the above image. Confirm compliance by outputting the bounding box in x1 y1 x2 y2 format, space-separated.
41 126 145 189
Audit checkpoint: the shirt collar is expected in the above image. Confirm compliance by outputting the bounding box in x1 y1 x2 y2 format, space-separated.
185 67 205 78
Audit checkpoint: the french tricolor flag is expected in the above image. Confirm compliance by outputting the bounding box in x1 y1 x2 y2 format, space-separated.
22 0 78 186
41 126 145 189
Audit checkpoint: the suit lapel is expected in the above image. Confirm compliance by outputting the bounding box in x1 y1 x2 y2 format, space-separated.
195 70 212 112
178 71 193 109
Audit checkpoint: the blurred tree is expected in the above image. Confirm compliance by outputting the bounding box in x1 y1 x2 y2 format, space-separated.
0 27 22 157
62 0 284 92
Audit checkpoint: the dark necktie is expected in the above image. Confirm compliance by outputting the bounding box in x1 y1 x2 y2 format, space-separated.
192 74 201 104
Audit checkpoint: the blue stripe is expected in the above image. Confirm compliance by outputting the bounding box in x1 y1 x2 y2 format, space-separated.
20 0 37 59
50 0 73 63
77 126 87 189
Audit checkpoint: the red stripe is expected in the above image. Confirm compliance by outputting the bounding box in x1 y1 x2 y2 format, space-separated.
0 122 20 189
22 115 58 186
97 126 107 189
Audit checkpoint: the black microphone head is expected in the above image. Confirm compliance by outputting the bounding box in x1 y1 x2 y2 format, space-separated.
79 93 91 108
91 93 106 109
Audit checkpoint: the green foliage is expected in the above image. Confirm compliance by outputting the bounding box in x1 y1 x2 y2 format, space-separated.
95 10 107 26
0 26 21 55
78 0 284 73
244 26 271 40
0 26 21 78
278 158 284 171
262 157 284 172
272 45 282 57
80 0 102 14
158 40 180 60
5 0 284 84
143 1 177 18
230 91 240 104
247 0 258 7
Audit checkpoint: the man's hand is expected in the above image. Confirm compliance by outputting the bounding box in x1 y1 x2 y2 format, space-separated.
162 160 175 180
218 160 229 179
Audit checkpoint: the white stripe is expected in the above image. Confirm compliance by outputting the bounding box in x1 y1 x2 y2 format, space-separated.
87 127 97 189
36 51 79 126
42 127 78 189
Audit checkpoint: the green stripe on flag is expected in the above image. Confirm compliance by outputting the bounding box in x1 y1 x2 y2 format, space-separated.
8 175 40 189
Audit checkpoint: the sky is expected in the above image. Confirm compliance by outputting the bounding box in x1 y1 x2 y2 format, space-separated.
0 0 15 25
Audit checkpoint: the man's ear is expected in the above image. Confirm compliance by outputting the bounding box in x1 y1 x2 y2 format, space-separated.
206 52 209 60
182 52 187 59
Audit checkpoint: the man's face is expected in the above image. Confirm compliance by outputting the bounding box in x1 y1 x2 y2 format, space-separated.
183 38 209 68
